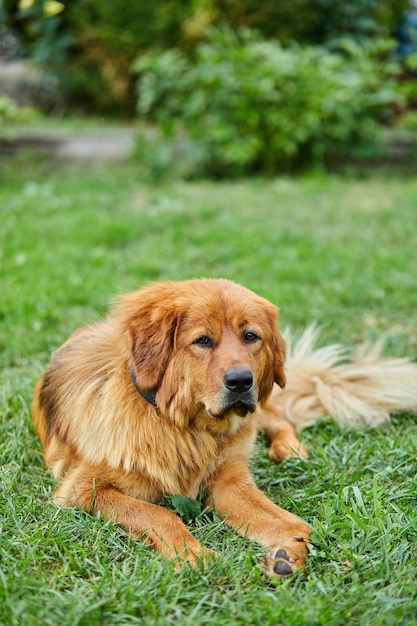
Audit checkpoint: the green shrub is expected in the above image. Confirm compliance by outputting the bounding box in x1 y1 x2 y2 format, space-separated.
0 93 18 124
0 93 39 131
2 0 406 115
2 0 194 115
134 29 400 175
187 0 403 44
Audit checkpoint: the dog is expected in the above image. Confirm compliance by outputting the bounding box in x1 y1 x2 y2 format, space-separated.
32 278 417 577
32 278 312 577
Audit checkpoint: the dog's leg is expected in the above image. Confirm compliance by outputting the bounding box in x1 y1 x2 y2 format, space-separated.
54 467 213 566
260 401 308 462
207 460 312 576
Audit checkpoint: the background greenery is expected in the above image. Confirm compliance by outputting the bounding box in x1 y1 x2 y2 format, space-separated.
4 0 417 174
1 0 411 115
135 30 399 176
1 153 416 624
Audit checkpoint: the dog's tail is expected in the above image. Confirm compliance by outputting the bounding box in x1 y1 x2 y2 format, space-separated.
270 326 417 431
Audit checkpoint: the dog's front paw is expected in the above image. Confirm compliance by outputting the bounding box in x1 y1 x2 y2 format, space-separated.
263 535 309 577
268 438 308 463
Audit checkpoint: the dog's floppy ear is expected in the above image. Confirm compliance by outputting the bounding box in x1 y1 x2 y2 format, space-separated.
257 302 286 405
274 331 286 389
263 300 286 390
119 286 179 392
129 313 178 392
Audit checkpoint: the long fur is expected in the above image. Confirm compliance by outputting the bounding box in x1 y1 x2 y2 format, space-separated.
31 279 417 576
270 326 417 431
32 279 312 577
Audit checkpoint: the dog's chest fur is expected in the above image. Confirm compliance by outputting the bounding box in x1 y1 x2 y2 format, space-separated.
100 413 257 502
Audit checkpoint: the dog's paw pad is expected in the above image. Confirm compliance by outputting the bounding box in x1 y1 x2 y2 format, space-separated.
264 534 310 578
274 548 295 562
273 559 293 576
271 548 297 576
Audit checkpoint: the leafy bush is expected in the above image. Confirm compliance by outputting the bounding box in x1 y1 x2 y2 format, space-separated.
0 93 18 124
186 0 404 44
2 0 194 115
0 93 39 130
2 0 406 115
134 29 401 175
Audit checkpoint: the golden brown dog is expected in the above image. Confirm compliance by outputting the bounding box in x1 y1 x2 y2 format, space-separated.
32 278 312 577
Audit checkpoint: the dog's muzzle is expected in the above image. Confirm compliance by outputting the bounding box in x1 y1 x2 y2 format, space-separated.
210 367 257 419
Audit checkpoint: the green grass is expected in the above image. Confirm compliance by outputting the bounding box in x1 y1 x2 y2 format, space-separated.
1 153 417 625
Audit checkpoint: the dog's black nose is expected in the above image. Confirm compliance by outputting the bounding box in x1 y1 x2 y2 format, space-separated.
223 368 253 394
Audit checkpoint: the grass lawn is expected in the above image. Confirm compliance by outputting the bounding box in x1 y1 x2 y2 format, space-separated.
1 152 416 625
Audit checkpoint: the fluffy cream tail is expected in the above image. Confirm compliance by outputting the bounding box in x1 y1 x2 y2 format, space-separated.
270 326 417 431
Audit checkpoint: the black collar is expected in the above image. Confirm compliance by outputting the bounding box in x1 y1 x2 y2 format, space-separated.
129 369 158 407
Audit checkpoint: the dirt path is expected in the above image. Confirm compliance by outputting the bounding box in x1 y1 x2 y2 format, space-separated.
0 126 136 161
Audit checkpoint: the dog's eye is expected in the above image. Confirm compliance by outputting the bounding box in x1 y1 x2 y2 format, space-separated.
243 331 260 343
193 335 214 347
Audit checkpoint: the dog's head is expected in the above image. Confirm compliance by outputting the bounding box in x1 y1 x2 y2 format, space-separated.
118 279 286 433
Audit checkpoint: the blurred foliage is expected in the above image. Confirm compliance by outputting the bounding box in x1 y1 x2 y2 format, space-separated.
134 28 401 176
397 78 417 111
184 0 408 44
398 108 417 130
3 0 195 114
0 93 19 123
0 92 40 128
1 0 409 115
